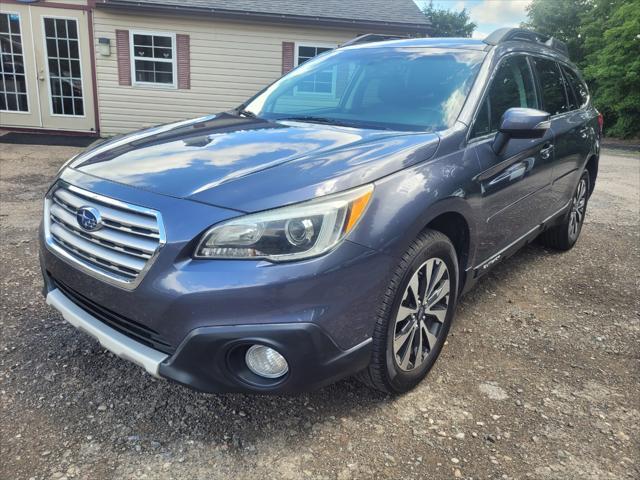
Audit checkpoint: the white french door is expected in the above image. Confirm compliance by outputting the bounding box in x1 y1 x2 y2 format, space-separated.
0 4 95 132
0 9 39 127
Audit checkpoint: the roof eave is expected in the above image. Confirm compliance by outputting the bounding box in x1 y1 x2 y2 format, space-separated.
96 1 431 35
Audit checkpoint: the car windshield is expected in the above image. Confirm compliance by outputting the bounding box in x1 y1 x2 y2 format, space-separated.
244 46 485 132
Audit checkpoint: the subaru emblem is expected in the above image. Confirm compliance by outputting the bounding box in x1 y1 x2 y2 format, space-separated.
76 206 102 232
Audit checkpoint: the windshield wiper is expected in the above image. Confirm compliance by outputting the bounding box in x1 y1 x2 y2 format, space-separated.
237 108 257 119
278 115 347 125
279 116 396 131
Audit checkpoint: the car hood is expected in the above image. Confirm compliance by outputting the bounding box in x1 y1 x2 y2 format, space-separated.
70 113 440 212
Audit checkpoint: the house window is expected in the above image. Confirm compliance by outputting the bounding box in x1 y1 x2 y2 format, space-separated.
295 44 336 94
130 32 175 87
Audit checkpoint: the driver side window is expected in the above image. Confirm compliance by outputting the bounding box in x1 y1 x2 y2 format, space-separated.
471 55 538 138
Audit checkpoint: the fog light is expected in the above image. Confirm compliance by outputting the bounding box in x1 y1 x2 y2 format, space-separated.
245 345 289 379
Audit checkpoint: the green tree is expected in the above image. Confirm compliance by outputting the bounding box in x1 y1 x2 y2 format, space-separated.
581 0 640 138
523 0 640 138
521 0 592 63
421 1 476 38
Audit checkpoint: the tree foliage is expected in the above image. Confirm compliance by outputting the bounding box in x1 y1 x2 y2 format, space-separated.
421 1 476 38
524 0 640 138
521 0 590 63
580 0 640 138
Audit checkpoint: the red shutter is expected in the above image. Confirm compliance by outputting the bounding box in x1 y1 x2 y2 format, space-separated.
176 34 190 89
115 29 131 86
282 41 295 75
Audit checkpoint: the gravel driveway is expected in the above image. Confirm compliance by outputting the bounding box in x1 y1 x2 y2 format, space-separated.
1 144 638 480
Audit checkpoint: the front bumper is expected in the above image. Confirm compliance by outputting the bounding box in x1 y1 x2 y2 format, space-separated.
44 283 372 393
46 288 168 377
40 171 394 393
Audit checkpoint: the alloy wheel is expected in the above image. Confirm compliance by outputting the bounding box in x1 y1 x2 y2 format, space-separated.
568 178 587 241
393 258 450 371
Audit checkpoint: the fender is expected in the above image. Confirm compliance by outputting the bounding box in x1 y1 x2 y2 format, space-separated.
582 140 600 197
347 132 481 283
349 178 478 272
408 195 478 263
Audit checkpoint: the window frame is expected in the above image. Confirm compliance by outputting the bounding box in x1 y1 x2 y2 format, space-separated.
558 63 590 111
467 53 540 143
129 30 177 89
530 55 572 118
468 51 592 145
293 42 337 96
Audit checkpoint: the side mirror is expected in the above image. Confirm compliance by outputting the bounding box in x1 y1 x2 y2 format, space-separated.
492 107 551 155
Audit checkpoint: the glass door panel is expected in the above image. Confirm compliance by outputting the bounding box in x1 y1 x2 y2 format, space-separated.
0 7 40 128
0 12 29 112
43 17 84 117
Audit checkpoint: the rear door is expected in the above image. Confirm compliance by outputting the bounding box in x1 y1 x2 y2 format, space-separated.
530 57 582 211
554 64 594 203
468 54 555 263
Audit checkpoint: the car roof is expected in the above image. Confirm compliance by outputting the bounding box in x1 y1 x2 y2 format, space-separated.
344 37 488 51
342 29 571 62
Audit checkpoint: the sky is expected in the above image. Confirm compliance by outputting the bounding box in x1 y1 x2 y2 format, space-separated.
414 0 532 39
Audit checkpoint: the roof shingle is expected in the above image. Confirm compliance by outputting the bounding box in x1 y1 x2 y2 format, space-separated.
98 0 430 32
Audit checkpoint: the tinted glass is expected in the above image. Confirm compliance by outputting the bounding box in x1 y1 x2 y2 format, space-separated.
245 47 485 131
562 70 579 110
561 65 589 108
471 55 537 137
532 57 568 115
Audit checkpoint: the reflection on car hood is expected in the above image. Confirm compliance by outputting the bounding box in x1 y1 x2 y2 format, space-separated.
70 113 440 212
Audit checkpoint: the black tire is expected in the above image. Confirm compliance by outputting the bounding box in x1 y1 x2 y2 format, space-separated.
358 229 459 394
539 170 590 251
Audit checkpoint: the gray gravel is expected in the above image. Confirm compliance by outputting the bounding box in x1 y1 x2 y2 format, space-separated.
1 145 638 480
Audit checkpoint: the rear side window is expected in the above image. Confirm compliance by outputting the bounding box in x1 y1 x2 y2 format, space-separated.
471 55 537 138
561 65 589 108
532 57 569 115
562 70 579 110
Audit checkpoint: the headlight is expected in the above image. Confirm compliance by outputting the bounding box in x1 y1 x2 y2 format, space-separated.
195 184 373 261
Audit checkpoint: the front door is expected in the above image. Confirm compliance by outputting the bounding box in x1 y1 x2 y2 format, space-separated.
468 54 555 263
0 4 95 132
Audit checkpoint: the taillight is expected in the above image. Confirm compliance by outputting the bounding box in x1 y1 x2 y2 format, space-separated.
597 112 604 134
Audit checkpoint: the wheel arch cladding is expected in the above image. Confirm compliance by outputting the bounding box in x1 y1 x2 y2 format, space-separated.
424 211 470 288
585 155 598 197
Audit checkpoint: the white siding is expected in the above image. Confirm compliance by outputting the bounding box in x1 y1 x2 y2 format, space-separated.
93 10 360 135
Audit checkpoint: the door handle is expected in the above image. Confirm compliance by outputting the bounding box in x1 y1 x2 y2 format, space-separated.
579 126 589 139
540 143 554 160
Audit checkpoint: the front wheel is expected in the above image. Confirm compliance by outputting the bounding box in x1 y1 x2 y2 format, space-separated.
539 170 590 251
358 230 458 394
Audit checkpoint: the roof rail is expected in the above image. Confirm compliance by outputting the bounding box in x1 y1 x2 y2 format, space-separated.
339 33 407 48
484 28 569 57
543 37 569 57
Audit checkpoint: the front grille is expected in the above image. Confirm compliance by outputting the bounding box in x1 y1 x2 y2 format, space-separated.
53 276 175 354
45 183 164 288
